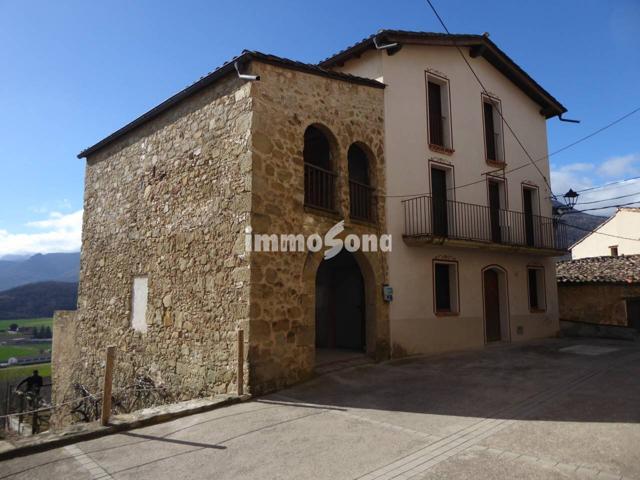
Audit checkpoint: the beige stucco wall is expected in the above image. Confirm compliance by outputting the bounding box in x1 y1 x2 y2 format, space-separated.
335 44 560 355
571 209 640 259
558 283 640 326
247 61 388 393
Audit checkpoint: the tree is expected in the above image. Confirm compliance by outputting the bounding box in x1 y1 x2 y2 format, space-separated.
44 326 52 338
9 323 18 331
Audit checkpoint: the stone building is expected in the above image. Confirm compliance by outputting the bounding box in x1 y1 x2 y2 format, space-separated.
557 255 640 331
52 51 388 418
54 31 570 422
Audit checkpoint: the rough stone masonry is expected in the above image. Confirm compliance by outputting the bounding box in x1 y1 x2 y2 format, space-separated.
52 55 388 427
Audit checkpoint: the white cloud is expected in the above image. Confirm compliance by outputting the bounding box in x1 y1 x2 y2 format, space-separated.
551 153 640 217
597 153 640 178
0 210 83 256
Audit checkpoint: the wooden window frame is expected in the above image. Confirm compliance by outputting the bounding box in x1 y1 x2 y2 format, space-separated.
609 245 619 257
432 259 460 316
481 94 506 167
425 72 454 155
526 265 546 313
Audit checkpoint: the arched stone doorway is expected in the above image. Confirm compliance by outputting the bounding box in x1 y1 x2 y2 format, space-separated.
315 249 366 352
482 266 510 343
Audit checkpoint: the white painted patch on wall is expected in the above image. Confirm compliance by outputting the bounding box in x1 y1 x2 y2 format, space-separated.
131 277 149 332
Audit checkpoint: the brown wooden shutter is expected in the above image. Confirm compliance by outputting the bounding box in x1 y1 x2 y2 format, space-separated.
484 102 496 161
428 81 444 147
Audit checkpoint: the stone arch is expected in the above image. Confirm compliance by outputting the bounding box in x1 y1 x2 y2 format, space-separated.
301 245 379 366
347 141 377 188
303 123 340 171
347 141 378 222
481 264 511 343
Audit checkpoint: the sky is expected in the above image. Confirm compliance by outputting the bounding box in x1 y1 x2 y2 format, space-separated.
0 0 639 256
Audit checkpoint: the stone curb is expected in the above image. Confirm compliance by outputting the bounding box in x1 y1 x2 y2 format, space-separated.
0 393 251 461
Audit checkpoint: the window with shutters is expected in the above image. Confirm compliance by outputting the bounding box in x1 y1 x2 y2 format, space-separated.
426 73 453 153
433 260 459 315
527 267 546 312
482 95 504 164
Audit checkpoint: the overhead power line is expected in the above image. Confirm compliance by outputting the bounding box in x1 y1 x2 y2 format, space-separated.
424 0 555 198
577 175 640 194
565 200 640 214
572 190 640 205
562 221 640 243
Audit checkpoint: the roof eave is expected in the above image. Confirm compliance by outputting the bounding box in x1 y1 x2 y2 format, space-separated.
77 51 385 159
320 31 566 119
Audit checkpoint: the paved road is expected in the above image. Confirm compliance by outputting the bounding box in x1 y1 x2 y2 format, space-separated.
2 338 640 479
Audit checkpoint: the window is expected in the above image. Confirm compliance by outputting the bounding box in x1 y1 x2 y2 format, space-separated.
131 277 149 332
483 97 504 163
348 144 375 222
426 74 452 151
527 267 546 312
487 179 506 243
522 185 540 247
434 261 459 314
610 245 619 257
430 162 454 237
303 125 336 211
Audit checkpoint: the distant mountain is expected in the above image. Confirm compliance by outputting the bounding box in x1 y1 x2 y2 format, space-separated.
0 281 78 320
0 252 80 291
553 200 608 248
0 254 31 262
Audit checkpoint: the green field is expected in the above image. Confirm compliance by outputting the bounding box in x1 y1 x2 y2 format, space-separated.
0 343 51 362
0 363 51 382
0 317 53 332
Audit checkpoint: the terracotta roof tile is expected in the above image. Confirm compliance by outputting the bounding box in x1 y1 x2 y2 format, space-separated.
556 255 640 284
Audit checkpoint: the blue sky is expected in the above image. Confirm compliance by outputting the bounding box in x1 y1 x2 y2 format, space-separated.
0 0 638 255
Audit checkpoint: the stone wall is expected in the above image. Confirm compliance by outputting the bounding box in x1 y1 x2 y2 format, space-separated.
558 283 640 326
247 61 389 393
53 73 254 419
53 59 389 423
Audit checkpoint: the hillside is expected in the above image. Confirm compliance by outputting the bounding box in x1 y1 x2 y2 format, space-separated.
0 252 80 291
0 281 78 319
553 201 608 247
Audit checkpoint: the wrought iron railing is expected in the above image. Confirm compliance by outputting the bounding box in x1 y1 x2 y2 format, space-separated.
349 180 375 222
304 163 337 212
402 195 569 251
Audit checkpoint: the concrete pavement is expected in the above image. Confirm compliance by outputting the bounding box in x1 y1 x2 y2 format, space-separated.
1 337 639 479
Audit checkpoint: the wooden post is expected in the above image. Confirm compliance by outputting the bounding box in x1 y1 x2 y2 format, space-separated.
100 346 116 426
237 329 244 396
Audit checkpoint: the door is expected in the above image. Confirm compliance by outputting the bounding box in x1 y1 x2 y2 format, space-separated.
627 299 640 331
431 168 448 237
523 188 535 247
484 269 501 342
489 181 502 243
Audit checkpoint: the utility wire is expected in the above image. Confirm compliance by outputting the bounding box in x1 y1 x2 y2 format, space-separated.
564 200 640 214
571 190 640 205
562 221 640 242
382 106 640 198
424 0 556 198
577 175 640 194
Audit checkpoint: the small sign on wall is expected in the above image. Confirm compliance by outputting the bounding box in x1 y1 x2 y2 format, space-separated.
382 284 393 302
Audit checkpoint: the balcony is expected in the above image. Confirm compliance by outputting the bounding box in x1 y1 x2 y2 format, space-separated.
402 195 569 255
304 163 337 212
349 180 375 222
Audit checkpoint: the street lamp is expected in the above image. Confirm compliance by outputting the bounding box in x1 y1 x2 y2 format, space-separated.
563 189 579 209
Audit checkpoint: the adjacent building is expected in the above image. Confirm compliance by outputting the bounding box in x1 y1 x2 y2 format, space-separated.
53 31 569 421
571 208 640 259
322 31 567 355
557 255 640 331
